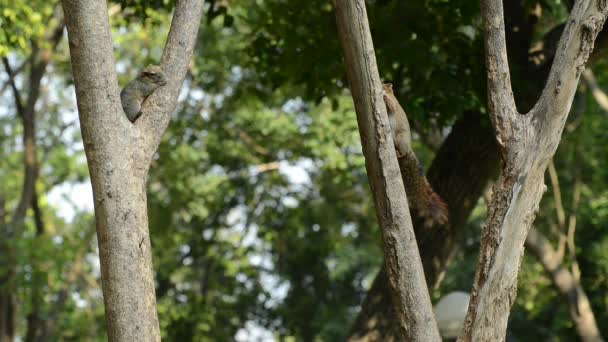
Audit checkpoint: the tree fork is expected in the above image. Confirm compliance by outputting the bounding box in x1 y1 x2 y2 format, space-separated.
62 0 204 340
460 0 608 340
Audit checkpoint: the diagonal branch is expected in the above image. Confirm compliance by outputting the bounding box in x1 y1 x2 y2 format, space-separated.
334 0 440 340
24 190 45 342
526 228 603 342
6 13 64 230
0 61 26 96
460 1 608 340
583 68 608 112
548 159 567 228
137 0 204 158
531 0 608 132
481 0 519 148
567 178 582 281
1 58 25 119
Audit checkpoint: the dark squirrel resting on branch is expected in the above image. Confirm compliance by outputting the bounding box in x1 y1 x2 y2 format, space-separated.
120 65 167 123
382 83 448 227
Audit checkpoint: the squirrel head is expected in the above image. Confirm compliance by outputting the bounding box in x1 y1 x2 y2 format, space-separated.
140 65 167 86
382 83 394 95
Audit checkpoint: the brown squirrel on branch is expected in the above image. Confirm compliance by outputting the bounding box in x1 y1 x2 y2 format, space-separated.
382 83 448 227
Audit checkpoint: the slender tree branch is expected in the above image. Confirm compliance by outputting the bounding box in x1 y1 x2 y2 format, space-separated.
6 14 64 229
531 0 608 127
526 228 603 342
461 1 608 340
237 129 272 157
583 68 608 112
1 58 26 119
138 0 205 158
481 0 519 149
0 61 26 96
24 191 45 342
334 0 440 340
567 179 582 281
548 159 567 228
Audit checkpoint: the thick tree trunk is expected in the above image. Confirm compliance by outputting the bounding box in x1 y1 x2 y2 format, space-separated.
61 0 203 340
334 1 440 340
460 1 608 340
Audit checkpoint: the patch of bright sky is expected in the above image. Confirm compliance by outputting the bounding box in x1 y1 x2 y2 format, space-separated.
235 321 275 342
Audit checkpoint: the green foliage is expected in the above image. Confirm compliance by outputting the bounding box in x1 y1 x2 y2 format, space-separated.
242 0 484 127
3 0 608 340
0 0 57 56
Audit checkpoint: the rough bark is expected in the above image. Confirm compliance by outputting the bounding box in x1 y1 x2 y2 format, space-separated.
347 112 499 341
61 1 204 340
349 1 608 340
460 1 608 340
526 228 604 342
334 1 440 340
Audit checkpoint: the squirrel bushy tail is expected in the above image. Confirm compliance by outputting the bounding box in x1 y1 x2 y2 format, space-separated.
398 155 449 228
382 83 448 227
417 179 448 228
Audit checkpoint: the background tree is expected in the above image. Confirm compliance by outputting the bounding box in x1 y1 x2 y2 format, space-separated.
2 0 608 340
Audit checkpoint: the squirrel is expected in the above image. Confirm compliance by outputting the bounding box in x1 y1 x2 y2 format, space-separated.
120 65 167 122
382 83 448 227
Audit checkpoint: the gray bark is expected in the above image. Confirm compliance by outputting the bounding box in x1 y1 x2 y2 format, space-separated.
460 0 608 340
334 1 440 341
347 112 499 341
61 1 204 340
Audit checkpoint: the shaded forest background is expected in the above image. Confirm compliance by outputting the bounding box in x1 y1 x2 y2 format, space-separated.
1 0 608 340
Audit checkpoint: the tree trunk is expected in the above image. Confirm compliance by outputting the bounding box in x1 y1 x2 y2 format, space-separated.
42 225 96 341
334 1 440 340
0 197 14 342
347 112 499 341
0 16 63 340
460 1 608 340
24 192 46 342
61 0 204 340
